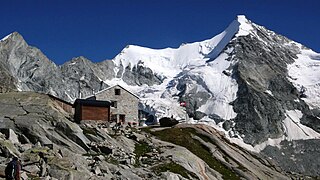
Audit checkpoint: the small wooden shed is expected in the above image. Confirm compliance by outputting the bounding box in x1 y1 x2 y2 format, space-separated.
74 99 111 123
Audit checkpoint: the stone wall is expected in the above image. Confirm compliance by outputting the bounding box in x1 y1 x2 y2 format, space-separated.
50 95 74 115
95 85 139 124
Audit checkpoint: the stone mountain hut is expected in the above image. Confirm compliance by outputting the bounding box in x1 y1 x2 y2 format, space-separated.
74 85 139 125
91 85 140 125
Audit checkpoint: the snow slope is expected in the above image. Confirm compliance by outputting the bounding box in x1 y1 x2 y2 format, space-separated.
112 15 252 78
195 51 238 120
109 15 253 119
0 33 12 42
288 48 320 109
109 16 253 121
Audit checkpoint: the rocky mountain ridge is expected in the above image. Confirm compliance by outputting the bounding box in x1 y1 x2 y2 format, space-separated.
0 32 161 100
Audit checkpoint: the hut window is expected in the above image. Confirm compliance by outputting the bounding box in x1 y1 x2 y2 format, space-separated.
111 114 117 122
119 114 125 123
115 88 121 95
111 101 117 108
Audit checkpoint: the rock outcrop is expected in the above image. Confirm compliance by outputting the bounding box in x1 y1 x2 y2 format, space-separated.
159 117 179 127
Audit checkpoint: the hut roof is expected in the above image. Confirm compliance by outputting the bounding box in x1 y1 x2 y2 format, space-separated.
74 99 110 107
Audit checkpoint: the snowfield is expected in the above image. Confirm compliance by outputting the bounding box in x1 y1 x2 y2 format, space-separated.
288 48 320 109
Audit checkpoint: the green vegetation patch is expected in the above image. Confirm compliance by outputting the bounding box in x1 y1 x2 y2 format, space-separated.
134 141 152 166
48 158 74 171
106 156 119 165
82 127 97 136
150 127 240 180
140 126 152 134
30 147 49 154
26 173 41 180
152 161 199 179
134 141 152 157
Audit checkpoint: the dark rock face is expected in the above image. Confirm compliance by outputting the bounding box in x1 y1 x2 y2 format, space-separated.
98 146 112 155
0 63 16 93
193 111 206 120
222 120 232 131
301 114 320 133
262 139 320 177
208 114 224 124
59 57 109 100
122 61 163 86
0 32 58 93
231 27 319 145
175 73 211 119
159 117 179 127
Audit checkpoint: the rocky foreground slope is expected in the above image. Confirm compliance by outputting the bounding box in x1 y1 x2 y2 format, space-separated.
0 92 305 180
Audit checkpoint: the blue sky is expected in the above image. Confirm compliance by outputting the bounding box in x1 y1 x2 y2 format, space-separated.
0 0 319 64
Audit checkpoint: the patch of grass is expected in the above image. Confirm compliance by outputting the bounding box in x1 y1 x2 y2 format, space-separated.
134 141 152 167
152 161 199 179
106 156 119 165
140 126 152 134
134 141 152 157
26 173 41 180
30 147 49 154
126 127 139 133
48 158 73 171
82 127 97 136
194 131 213 143
150 127 240 180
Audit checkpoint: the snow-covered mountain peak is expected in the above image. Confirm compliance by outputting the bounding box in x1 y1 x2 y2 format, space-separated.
0 32 25 43
237 15 247 21
0 33 13 42
112 15 256 77
236 15 254 36
236 15 253 36
0 32 29 56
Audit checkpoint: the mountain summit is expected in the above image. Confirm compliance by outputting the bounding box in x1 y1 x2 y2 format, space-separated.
112 15 254 78
1 15 320 176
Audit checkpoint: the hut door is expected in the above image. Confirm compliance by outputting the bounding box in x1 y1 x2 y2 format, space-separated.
119 114 125 124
